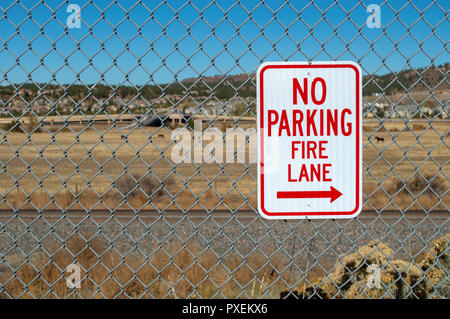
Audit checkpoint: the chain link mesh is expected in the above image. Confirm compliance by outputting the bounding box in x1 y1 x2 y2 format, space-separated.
0 0 448 298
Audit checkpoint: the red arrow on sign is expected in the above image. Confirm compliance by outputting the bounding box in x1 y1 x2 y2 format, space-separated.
276 186 343 203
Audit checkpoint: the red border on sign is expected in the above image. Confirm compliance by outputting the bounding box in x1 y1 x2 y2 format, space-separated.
259 63 361 217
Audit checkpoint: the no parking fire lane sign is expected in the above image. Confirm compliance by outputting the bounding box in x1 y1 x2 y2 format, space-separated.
257 61 362 219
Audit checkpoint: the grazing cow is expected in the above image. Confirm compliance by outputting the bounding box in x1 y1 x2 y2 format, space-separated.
374 136 385 143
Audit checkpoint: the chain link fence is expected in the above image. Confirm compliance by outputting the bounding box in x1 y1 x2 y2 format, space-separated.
0 0 448 298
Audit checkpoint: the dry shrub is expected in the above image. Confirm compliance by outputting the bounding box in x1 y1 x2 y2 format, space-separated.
412 124 426 131
0 114 42 134
0 120 22 133
115 174 173 200
419 234 450 298
74 182 175 210
281 234 449 299
392 174 447 195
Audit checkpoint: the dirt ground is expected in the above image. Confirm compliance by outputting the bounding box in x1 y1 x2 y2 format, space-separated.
0 119 448 211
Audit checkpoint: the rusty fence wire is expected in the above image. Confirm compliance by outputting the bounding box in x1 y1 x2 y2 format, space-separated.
0 0 448 299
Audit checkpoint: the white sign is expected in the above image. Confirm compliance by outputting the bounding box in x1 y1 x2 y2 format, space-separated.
257 61 362 219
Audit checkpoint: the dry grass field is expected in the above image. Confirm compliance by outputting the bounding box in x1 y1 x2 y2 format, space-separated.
1 232 447 298
0 119 448 299
0 119 448 212
0 235 286 298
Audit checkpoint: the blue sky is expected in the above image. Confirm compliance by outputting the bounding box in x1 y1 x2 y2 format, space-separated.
0 0 448 86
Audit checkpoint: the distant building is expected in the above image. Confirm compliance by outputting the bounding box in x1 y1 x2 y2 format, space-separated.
36 106 50 114
61 106 75 113
107 105 119 113
395 104 419 118
225 97 242 114
203 101 222 116
183 105 196 115
7 105 24 114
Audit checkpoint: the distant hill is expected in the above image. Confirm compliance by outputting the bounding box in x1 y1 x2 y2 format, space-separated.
181 63 449 97
1 63 448 101
182 73 256 85
363 63 449 95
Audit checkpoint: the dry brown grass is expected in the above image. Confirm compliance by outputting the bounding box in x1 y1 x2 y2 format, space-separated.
46 125 71 133
0 120 448 211
0 235 293 299
3 234 446 299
